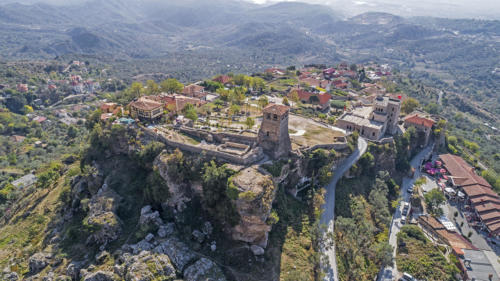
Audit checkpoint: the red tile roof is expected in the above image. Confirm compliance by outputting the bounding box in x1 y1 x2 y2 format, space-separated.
263 104 289 116
213 75 232 84
479 211 500 223
183 84 204 96
290 89 331 105
475 202 500 214
129 97 163 111
440 154 491 188
404 114 435 128
470 195 500 206
463 184 498 199
487 221 500 234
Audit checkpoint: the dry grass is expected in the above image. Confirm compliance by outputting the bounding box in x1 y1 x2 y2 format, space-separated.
289 115 344 148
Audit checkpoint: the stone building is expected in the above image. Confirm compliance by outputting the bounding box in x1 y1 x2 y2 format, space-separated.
336 95 401 140
258 104 292 159
403 113 436 146
129 97 163 121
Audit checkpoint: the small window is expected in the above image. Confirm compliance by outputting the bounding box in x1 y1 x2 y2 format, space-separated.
372 132 375 137
273 114 278 120
266 131 269 137
392 108 394 111
267 113 271 119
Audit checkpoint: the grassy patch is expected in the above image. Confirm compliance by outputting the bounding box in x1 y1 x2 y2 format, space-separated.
396 225 460 281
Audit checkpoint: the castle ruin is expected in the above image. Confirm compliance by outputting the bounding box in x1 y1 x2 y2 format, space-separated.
257 104 292 159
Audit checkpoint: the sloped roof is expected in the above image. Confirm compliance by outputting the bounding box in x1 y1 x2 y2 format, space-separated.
404 114 435 128
263 104 289 116
463 184 498 198
440 154 491 188
130 97 163 111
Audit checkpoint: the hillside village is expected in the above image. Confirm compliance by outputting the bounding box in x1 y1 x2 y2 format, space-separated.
0 60 499 281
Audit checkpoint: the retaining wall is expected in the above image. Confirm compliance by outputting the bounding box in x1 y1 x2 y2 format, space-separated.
142 127 263 165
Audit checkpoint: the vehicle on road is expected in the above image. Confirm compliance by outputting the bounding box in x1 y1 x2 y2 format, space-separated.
408 186 414 194
399 272 415 281
401 215 407 225
402 203 410 216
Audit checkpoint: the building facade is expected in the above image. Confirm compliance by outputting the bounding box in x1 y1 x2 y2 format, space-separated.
258 104 292 159
404 113 436 146
129 97 163 121
336 95 401 140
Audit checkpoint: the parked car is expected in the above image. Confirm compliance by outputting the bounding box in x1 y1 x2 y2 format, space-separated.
402 203 410 216
399 272 415 281
401 216 407 225
408 186 414 194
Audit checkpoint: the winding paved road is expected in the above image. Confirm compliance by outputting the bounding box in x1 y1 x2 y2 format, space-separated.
378 144 434 281
320 137 368 281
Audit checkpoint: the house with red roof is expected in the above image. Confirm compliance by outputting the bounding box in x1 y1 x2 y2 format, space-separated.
289 88 331 111
404 113 436 146
213 75 232 86
182 84 206 99
265 68 285 76
439 154 500 237
129 97 163 121
17 84 28 93
323 68 338 80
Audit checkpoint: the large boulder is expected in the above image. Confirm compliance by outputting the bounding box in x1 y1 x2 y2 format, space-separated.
82 270 116 281
183 258 226 281
28 252 50 274
3 272 19 281
139 205 163 227
153 237 198 272
84 185 122 245
230 166 277 247
157 223 175 238
122 251 176 281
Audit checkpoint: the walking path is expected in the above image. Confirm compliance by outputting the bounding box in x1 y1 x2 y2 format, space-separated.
320 137 368 281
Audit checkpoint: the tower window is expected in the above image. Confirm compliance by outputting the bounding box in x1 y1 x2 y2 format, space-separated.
267 113 271 119
273 114 278 120
266 131 269 137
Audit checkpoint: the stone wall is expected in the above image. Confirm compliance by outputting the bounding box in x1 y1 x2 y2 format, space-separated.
179 127 257 145
142 127 264 165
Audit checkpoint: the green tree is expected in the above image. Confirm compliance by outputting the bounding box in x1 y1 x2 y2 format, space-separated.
424 189 446 217
258 96 269 109
160 78 184 94
424 102 439 114
67 125 78 139
183 104 198 122
130 82 144 98
401 98 420 114
202 161 240 226
282 97 290 106
145 80 160 95
245 117 255 129
290 91 300 103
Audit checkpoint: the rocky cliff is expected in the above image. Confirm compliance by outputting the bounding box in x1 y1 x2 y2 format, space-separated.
230 166 277 248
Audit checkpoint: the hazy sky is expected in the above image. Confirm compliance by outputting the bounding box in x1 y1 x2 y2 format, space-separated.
248 0 500 19
0 0 499 19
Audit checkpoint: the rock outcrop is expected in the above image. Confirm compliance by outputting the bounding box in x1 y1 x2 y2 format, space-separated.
121 251 176 281
153 237 198 272
154 152 191 211
28 252 50 274
84 184 122 245
230 166 277 247
183 258 226 281
82 270 116 281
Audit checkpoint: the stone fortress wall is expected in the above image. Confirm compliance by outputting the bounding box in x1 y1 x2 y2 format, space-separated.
141 126 264 166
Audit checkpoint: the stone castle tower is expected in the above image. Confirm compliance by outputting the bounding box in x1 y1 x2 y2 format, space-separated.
386 97 401 135
258 104 292 159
